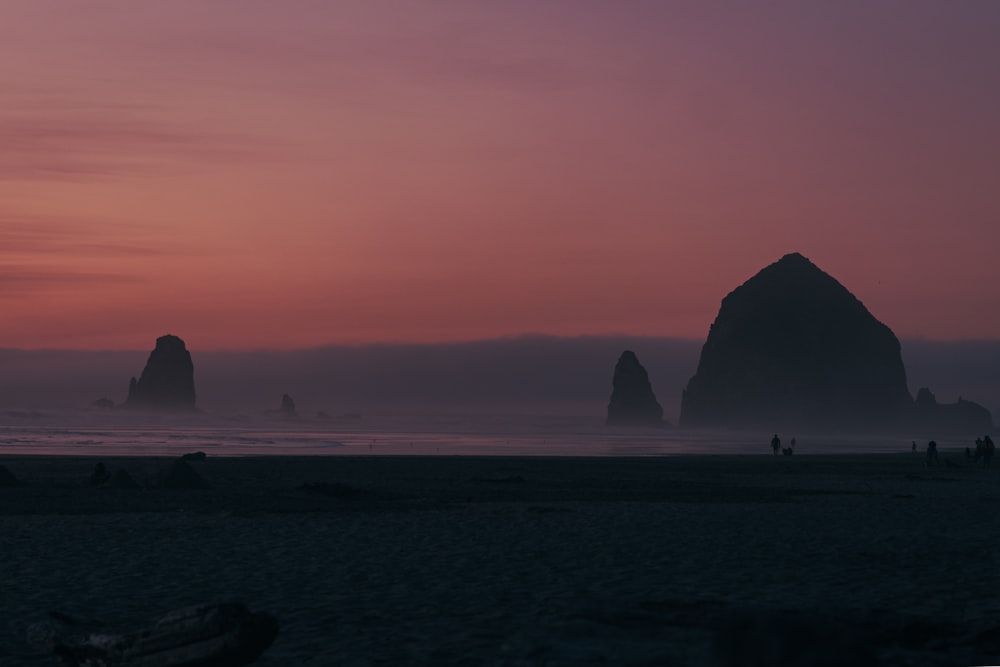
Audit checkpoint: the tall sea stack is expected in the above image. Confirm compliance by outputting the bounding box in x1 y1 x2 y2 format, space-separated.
125 334 197 411
680 253 912 431
607 351 665 427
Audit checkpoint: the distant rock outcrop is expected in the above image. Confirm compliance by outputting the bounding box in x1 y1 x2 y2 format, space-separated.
125 335 197 411
913 388 993 435
606 351 665 427
680 253 913 431
280 393 298 418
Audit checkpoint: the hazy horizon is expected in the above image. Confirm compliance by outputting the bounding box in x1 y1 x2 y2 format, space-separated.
2 335 998 422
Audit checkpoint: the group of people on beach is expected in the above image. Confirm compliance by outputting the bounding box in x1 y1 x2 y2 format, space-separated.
770 434 795 456
919 435 994 467
967 435 995 467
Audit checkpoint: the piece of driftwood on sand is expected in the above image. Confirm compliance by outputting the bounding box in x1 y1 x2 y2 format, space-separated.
30 603 278 667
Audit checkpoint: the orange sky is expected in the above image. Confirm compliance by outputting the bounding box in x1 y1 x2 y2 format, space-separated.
2 2 999 350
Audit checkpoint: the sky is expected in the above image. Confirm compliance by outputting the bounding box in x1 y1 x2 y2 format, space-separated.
2 1 999 350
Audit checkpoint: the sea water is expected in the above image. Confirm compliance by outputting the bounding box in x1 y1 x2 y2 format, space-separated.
0 410 924 457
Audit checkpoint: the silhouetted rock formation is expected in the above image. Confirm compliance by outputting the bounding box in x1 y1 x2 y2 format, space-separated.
681 253 913 431
92 397 114 409
606 351 665 427
125 335 196 411
280 393 297 417
913 388 993 435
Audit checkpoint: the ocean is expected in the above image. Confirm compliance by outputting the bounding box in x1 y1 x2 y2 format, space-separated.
0 410 926 457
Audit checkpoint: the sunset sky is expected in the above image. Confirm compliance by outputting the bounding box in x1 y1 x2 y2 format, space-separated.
2 1 998 350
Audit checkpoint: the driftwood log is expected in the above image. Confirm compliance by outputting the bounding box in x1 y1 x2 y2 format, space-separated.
33 603 277 667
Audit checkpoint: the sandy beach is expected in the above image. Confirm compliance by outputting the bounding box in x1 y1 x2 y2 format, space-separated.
2 451 999 666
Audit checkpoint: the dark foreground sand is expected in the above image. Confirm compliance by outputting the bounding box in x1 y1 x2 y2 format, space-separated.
1 452 999 666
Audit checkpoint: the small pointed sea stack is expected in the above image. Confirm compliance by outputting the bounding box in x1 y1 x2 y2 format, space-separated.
606 351 664 427
125 334 197 411
280 393 298 417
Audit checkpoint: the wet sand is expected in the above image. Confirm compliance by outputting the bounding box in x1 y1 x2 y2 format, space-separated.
2 452 998 666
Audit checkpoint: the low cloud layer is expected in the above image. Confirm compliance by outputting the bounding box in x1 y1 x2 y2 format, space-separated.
1 336 997 423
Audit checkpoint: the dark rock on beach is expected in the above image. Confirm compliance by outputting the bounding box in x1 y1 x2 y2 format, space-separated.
681 253 913 431
125 334 197 411
606 351 665 427
0 464 19 487
89 462 111 487
280 393 298 418
161 459 209 489
107 468 141 490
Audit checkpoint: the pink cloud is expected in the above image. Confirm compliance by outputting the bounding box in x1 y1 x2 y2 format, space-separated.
0 91 263 182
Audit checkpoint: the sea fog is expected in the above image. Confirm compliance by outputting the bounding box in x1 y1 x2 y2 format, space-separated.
0 410 939 457
1 336 997 457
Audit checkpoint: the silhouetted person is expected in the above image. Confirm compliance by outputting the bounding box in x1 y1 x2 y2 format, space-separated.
926 440 939 466
974 438 984 462
966 447 973 461
984 435 995 468
771 434 781 456
790 437 796 451
912 440 917 453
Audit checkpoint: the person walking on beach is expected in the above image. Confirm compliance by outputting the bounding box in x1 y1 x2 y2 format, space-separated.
771 434 781 456
983 435 995 468
926 440 939 466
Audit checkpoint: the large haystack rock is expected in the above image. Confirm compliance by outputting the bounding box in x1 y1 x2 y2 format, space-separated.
125 335 197 411
606 351 665 427
680 253 912 431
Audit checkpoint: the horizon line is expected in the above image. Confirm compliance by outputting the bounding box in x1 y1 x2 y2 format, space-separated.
2 333 1000 354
